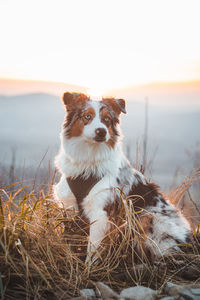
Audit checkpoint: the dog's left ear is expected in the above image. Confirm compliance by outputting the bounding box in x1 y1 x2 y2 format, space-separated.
116 98 126 114
102 97 126 114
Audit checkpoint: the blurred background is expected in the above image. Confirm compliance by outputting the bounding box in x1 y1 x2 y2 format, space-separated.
0 0 200 220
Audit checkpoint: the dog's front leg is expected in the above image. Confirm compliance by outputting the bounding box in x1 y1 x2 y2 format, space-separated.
53 175 78 212
83 176 115 264
86 210 110 264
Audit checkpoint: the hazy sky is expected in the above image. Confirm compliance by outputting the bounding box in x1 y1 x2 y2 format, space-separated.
0 0 200 96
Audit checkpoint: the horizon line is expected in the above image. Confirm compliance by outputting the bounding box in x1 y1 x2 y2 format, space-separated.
1 76 200 90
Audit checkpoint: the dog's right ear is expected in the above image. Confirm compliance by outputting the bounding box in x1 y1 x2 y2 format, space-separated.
62 92 90 109
62 92 74 107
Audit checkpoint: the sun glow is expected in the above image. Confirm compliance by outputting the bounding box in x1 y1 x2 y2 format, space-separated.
87 87 108 100
0 0 200 90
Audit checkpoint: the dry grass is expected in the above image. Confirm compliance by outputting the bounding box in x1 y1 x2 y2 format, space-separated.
0 176 200 300
168 169 200 225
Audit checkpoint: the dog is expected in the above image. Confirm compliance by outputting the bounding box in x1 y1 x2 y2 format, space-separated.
54 92 191 261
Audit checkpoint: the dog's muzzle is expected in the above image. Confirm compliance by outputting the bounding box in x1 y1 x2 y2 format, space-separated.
94 128 107 142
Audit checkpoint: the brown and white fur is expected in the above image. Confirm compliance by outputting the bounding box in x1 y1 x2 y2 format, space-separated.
54 92 191 261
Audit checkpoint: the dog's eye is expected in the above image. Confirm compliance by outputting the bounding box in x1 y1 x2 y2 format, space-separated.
84 114 91 120
104 116 110 122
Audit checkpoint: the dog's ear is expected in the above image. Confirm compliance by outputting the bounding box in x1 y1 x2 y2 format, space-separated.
102 97 126 115
62 92 74 107
62 92 90 109
116 98 126 114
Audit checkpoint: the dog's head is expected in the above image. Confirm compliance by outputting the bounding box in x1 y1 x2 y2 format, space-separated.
61 92 126 148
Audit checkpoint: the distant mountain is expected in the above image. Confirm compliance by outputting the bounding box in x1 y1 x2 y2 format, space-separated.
0 78 88 96
1 78 200 111
108 80 200 111
0 93 63 144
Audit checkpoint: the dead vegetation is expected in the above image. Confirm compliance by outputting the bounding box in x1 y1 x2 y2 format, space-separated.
0 171 200 299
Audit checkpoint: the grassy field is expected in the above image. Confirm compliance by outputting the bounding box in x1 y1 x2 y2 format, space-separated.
0 170 200 299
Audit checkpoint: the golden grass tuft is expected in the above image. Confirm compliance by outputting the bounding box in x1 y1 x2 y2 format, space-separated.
0 178 200 299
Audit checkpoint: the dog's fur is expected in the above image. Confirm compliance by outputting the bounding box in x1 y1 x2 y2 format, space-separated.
54 92 191 260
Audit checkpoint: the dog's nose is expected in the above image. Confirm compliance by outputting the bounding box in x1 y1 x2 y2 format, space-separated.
95 128 107 140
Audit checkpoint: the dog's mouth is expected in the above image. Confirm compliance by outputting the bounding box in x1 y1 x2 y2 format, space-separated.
94 136 106 143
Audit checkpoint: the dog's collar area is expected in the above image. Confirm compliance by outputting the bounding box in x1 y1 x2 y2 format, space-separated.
66 174 102 206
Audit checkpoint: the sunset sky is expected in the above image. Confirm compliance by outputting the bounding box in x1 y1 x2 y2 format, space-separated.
1 0 200 96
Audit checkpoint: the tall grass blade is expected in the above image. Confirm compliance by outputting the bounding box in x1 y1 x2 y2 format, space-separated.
0 272 4 300
0 196 5 230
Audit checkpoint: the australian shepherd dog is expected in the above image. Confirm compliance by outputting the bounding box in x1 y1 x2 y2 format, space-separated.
54 92 191 262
